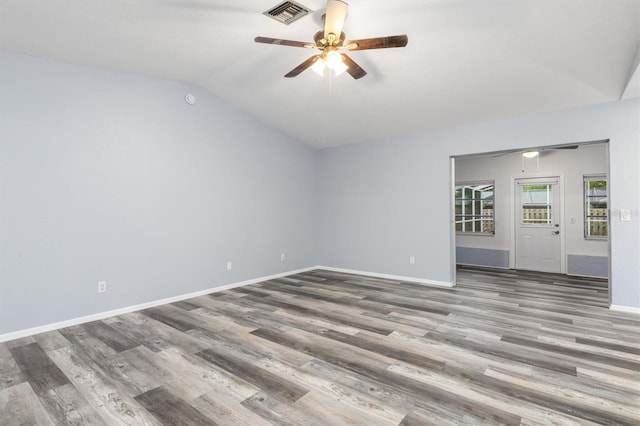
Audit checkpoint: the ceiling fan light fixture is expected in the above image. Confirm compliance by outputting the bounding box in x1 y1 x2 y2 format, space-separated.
325 50 343 69
321 50 348 76
523 151 539 158
311 58 326 75
332 60 348 76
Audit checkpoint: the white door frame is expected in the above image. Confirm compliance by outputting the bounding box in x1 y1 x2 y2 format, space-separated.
509 172 566 273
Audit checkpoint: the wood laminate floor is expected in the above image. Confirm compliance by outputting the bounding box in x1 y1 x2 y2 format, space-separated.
1 267 639 425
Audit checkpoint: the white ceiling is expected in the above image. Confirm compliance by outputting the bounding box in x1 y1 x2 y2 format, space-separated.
1 0 639 149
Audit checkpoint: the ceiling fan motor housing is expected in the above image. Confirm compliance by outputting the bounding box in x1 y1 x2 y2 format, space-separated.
314 31 345 48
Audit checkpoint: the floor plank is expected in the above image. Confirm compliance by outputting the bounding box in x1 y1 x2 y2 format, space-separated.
134 386 216 426
0 382 54 426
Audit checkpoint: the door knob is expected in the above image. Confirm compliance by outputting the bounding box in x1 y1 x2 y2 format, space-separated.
553 230 560 235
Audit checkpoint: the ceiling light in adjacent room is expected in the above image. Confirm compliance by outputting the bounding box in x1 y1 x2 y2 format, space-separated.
522 151 539 158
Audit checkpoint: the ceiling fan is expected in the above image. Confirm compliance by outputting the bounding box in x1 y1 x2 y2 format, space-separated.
255 0 408 79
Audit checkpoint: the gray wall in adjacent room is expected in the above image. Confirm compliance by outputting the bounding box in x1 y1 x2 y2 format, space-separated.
0 52 319 335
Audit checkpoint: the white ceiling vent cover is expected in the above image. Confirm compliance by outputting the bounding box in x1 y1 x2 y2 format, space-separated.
264 1 310 25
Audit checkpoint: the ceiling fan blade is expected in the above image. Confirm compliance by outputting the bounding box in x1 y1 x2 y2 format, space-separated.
340 54 367 79
254 36 313 48
345 35 408 51
284 55 322 78
324 0 348 40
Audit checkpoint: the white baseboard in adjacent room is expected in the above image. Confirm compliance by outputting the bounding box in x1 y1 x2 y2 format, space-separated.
610 304 640 315
0 266 316 343
315 265 454 288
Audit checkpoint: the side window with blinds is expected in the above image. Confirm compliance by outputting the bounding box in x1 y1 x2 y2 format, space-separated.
584 175 607 239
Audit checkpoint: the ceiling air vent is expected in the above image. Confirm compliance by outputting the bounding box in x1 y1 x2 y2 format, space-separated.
264 1 310 25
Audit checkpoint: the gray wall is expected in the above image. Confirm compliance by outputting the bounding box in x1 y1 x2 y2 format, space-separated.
318 100 640 309
318 138 453 283
2 53 639 337
0 53 319 335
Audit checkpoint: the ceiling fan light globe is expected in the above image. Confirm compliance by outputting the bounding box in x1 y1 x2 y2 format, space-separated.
325 50 343 69
311 58 326 76
332 61 348 76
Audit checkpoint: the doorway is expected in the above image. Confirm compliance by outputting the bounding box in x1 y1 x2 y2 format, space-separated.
451 140 610 304
514 177 562 273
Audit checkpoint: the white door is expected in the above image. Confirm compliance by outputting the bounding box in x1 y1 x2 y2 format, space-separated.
515 177 561 273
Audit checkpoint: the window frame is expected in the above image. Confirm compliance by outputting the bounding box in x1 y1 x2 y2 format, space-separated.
454 181 495 236
583 174 608 240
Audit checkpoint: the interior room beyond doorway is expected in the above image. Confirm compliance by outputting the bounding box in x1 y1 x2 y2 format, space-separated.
453 142 610 295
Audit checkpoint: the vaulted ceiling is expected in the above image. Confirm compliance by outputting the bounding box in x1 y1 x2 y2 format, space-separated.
1 0 639 148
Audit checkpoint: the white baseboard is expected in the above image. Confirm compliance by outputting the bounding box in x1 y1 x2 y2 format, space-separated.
610 304 640 314
0 266 316 343
315 266 454 288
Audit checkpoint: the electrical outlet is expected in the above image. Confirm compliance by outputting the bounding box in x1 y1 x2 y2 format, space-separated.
98 281 107 293
281 253 286 261
226 261 232 271
409 256 415 265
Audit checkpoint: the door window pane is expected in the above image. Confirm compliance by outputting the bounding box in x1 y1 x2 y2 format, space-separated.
521 184 552 225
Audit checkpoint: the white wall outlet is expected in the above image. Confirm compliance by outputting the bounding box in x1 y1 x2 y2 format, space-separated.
98 281 107 293
226 261 233 271
409 256 416 265
281 253 286 261
620 209 631 222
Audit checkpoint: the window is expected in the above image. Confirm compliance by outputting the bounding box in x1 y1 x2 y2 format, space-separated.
584 175 607 239
520 184 553 225
455 182 494 234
